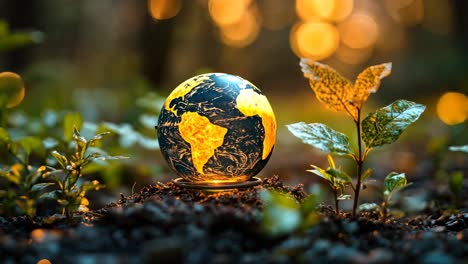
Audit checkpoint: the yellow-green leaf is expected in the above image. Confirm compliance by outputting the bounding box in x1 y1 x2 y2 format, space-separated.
300 59 393 121
352 63 392 108
300 59 357 120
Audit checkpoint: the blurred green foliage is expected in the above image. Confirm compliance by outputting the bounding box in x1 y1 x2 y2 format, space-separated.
260 189 321 237
0 20 43 54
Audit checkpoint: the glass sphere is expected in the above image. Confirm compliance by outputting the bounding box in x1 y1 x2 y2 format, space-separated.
157 73 276 184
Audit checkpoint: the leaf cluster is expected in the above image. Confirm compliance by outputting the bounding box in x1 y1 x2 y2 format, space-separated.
288 60 425 217
46 128 126 218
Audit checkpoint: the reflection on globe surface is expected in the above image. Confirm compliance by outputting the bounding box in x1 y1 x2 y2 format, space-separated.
157 73 276 184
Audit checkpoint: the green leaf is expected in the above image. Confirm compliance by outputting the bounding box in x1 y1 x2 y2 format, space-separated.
307 165 332 183
0 127 10 142
383 172 408 199
449 145 468 153
361 168 373 181
287 122 352 155
63 112 83 142
51 150 68 169
362 100 425 148
327 168 352 183
0 169 20 185
31 182 55 192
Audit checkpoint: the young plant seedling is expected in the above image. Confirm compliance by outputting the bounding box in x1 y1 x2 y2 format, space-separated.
288 59 425 217
359 172 411 221
307 155 351 214
47 128 127 221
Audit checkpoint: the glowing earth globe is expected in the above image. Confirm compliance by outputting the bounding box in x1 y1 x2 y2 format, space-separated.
157 73 276 186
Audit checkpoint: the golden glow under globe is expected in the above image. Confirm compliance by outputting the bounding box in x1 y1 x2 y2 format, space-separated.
436 92 468 125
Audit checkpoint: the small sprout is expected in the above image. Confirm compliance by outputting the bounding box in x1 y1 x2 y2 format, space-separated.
288 60 425 217
381 172 411 221
306 155 351 214
49 127 127 221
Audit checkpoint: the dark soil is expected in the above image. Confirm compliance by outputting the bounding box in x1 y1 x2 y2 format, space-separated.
1 176 467 264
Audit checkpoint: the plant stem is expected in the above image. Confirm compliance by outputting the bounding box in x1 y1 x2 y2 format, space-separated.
333 189 339 214
352 110 363 217
381 200 388 222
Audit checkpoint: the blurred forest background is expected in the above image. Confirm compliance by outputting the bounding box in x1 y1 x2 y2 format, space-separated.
0 0 466 208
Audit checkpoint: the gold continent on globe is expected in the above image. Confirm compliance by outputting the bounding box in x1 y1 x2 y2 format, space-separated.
157 73 276 184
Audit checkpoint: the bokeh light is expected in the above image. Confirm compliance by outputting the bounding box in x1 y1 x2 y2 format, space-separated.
219 8 260 48
338 13 379 49
209 0 251 26
296 0 353 22
148 0 182 20
0 71 25 108
290 21 339 60
31 229 46 243
436 92 468 125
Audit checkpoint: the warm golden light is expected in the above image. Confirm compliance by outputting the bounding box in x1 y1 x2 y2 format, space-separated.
31 229 46 243
338 14 378 49
148 0 181 20
290 21 339 60
436 92 468 125
335 44 373 65
37 259 52 264
385 0 423 26
296 0 353 22
296 0 334 21
219 9 260 48
0 71 25 108
209 0 251 26
330 0 354 22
